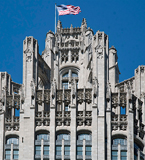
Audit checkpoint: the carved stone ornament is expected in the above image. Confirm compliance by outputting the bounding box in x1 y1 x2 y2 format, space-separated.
71 78 76 98
20 84 25 102
30 79 36 98
140 66 144 73
24 48 33 62
93 77 98 98
95 44 103 59
51 79 56 98
97 48 103 59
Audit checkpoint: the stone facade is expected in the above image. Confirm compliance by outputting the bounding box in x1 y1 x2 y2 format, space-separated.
0 18 145 160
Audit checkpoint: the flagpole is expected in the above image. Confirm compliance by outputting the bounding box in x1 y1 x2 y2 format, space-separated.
55 3 56 33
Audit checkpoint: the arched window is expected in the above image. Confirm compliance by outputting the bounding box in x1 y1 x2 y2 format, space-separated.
112 138 127 160
56 132 70 156
35 132 49 158
112 138 127 146
5 136 19 160
6 137 19 145
77 132 92 157
62 71 78 89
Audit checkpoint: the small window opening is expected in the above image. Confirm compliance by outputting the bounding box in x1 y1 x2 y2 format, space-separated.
15 109 20 117
120 106 126 115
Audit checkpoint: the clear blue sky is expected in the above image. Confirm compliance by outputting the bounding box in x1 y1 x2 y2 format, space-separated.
0 0 145 84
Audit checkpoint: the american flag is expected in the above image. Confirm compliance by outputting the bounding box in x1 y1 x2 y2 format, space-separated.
56 4 81 16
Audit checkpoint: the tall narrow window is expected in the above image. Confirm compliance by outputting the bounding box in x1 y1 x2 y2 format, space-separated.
35 146 41 156
64 146 70 155
15 109 20 117
5 149 11 160
77 146 83 155
120 106 126 115
85 146 91 155
121 151 127 160
56 146 62 155
44 146 49 155
112 151 118 160
13 150 19 159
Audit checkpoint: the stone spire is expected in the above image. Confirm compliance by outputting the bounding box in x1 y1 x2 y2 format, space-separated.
70 24 73 33
57 20 62 33
81 18 87 32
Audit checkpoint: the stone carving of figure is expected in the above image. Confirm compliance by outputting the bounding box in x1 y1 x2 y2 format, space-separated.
71 78 76 98
30 79 36 99
20 84 25 102
51 79 56 99
93 77 98 98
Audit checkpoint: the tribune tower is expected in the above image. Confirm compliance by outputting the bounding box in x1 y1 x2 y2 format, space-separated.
0 19 145 160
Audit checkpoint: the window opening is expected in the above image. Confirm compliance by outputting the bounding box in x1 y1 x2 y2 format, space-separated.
65 105 69 111
35 146 41 155
57 134 70 140
78 134 91 140
5 149 11 159
120 106 126 115
113 138 127 146
72 72 78 78
37 134 49 141
63 72 69 78
44 146 49 155
121 151 127 160
112 150 118 160
64 146 70 155
15 109 20 117
56 146 62 155
77 146 83 155
85 146 91 155
13 150 19 159
6 138 19 145
62 81 69 89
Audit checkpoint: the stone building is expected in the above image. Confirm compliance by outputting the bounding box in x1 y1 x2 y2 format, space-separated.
0 18 145 160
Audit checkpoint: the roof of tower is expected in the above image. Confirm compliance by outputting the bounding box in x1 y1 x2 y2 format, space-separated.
109 46 117 51
81 18 87 27
85 27 94 35
46 30 55 36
